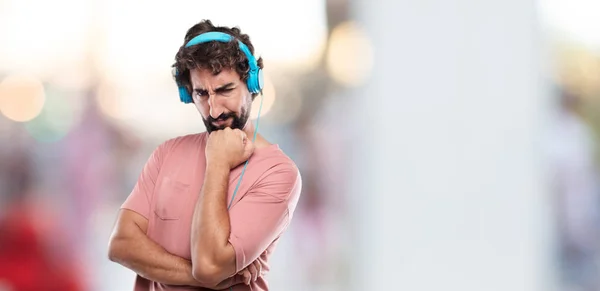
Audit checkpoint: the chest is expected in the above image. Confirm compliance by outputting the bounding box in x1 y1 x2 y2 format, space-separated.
145 150 254 259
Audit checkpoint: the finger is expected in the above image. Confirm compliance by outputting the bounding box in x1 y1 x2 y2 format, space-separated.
254 260 262 278
247 262 258 282
232 128 244 135
230 128 243 143
256 256 269 275
242 269 251 285
260 259 269 273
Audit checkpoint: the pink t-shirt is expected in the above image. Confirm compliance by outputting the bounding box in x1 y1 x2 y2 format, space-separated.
121 133 302 291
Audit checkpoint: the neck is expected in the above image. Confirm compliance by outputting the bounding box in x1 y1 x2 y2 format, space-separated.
242 120 269 149
242 120 256 140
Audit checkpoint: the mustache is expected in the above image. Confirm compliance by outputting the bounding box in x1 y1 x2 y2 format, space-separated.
207 112 237 123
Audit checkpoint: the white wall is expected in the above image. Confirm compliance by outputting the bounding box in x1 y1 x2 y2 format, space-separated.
348 0 558 290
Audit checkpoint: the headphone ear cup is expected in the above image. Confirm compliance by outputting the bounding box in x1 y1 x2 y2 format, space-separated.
246 71 257 94
174 68 193 104
246 69 264 94
178 85 193 103
256 69 264 92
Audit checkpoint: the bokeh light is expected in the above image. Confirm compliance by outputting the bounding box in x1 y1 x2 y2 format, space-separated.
555 44 600 98
326 21 374 87
0 74 46 122
24 87 81 143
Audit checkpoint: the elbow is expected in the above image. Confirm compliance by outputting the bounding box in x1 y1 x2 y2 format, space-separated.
192 259 224 288
107 235 125 263
191 243 234 287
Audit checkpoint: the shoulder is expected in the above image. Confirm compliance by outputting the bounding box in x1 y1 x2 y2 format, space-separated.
254 145 301 180
157 132 208 154
250 146 302 205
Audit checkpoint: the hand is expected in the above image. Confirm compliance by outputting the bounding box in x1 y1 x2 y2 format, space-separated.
206 128 255 169
237 257 269 285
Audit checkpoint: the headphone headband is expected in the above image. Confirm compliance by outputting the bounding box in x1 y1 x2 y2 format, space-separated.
184 31 259 72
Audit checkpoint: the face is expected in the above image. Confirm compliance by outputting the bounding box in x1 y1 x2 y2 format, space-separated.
189 68 252 133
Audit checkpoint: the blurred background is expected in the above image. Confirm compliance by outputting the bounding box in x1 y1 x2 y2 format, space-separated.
0 0 599 290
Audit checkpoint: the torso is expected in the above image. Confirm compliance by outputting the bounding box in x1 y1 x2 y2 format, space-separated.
142 133 290 291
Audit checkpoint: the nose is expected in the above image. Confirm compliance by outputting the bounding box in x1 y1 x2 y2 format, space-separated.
208 93 224 119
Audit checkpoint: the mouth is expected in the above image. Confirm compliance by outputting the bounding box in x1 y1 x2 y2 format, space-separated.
212 118 231 127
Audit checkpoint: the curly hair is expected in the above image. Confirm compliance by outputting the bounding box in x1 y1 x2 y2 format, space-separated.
172 19 264 100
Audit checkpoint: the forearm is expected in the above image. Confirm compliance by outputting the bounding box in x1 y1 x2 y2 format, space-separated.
111 234 239 289
109 233 199 286
191 162 236 281
110 233 232 288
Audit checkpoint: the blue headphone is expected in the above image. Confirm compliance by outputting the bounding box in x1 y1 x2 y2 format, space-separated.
174 31 264 103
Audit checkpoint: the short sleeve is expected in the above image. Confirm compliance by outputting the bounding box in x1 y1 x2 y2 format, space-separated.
227 163 302 272
121 141 170 219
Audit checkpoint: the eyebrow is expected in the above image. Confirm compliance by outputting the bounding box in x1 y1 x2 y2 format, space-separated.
194 82 235 94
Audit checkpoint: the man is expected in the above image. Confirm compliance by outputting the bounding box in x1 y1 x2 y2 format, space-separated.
108 19 302 291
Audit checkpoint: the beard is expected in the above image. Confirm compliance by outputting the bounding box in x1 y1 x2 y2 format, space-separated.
202 107 250 133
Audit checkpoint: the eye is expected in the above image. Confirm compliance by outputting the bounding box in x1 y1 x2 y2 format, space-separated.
217 88 235 96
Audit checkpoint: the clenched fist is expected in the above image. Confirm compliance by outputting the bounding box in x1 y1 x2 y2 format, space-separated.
238 257 269 285
206 128 255 169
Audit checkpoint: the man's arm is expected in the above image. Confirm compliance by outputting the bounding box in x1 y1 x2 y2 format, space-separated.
191 129 301 287
107 139 223 287
190 161 238 286
190 128 255 286
108 209 238 289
